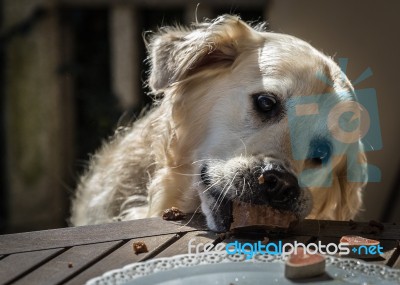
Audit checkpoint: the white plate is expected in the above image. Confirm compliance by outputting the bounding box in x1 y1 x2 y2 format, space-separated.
87 252 400 285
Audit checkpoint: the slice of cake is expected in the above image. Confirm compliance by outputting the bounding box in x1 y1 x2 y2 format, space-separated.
285 248 326 279
340 235 381 258
230 200 298 230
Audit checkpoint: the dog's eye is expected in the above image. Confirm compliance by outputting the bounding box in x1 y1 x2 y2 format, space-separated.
310 140 332 165
255 94 277 112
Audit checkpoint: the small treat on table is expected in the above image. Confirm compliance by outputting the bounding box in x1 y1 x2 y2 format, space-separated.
230 200 298 230
162 207 185 221
132 241 148 254
340 235 381 258
285 248 326 279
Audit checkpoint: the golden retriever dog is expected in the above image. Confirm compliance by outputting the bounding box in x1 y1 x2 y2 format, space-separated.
71 15 367 232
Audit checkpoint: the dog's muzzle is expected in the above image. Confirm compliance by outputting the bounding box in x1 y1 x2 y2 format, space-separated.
199 160 309 232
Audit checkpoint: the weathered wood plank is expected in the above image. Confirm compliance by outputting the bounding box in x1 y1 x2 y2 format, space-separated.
385 241 400 268
392 249 400 269
0 217 202 255
64 234 176 285
154 231 219 258
221 234 314 254
289 220 400 240
2 217 397 255
0 248 64 285
12 241 122 285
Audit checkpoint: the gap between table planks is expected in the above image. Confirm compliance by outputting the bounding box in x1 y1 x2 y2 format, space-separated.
0 248 65 285
0 217 204 255
64 234 179 285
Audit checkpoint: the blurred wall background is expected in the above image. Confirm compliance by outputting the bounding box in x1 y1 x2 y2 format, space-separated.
0 0 398 233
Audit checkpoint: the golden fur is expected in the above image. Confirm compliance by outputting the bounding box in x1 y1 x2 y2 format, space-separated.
71 15 367 230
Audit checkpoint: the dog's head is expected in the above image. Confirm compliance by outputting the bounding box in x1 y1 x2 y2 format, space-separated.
148 15 367 232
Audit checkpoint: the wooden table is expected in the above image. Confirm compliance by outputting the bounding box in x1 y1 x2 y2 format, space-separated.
1 215 399 285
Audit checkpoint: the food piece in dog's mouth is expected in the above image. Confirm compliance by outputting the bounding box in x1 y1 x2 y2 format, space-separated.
162 207 185 221
258 174 265 185
285 248 325 279
132 241 148 254
340 235 381 258
230 200 298 230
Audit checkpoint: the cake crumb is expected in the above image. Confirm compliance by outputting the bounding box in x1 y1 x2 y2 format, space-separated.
258 174 265 185
162 207 185 221
133 241 148 254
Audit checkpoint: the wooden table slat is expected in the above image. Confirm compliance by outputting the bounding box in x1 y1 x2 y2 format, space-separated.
64 234 176 285
0 248 64 285
385 241 400 268
154 231 220 258
1 217 400 285
220 234 314 257
0 217 203 255
392 249 400 269
12 241 123 285
289 220 400 240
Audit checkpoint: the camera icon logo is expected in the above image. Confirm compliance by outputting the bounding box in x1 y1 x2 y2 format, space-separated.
286 59 382 187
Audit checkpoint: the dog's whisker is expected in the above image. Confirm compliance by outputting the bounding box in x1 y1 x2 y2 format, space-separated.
171 172 201 177
212 180 230 212
214 172 238 212
177 204 202 230
216 171 238 212
191 158 225 165
240 177 246 198
202 176 226 194
247 181 253 197
212 178 231 212
239 137 248 157
361 139 374 151
170 162 192 169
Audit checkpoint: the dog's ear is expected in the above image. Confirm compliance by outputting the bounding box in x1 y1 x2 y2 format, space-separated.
336 143 367 220
309 142 367 220
147 15 263 93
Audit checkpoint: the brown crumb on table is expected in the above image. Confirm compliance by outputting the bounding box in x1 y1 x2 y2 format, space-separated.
162 207 185 221
132 241 148 254
68 262 73 268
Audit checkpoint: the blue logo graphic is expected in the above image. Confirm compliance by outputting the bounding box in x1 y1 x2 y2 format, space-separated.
286 58 382 187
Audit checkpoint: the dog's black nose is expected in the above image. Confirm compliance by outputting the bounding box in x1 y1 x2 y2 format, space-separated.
258 164 300 210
